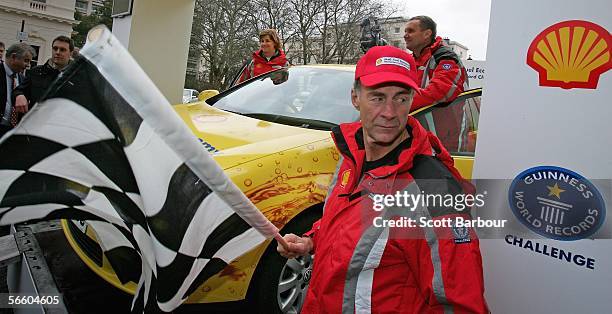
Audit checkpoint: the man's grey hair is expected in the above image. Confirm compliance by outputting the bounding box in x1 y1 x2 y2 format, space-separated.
353 79 362 93
6 43 36 60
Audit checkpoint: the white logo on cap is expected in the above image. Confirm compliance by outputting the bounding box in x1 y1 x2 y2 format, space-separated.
375 57 411 70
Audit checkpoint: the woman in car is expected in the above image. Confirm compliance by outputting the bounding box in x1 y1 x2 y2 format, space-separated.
237 29 288 84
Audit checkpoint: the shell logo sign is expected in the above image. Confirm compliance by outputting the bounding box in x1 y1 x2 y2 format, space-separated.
527 20 611 89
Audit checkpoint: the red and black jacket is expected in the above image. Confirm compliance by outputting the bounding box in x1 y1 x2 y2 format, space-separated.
302 117 487 313
237 49 288 84
411 36 469 112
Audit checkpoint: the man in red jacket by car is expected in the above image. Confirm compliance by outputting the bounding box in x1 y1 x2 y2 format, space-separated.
404 15 472 154
404 16 469 112
277 46 488 313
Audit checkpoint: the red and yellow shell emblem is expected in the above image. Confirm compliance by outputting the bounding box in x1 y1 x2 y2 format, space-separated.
527 20 611 89
340 169 351 188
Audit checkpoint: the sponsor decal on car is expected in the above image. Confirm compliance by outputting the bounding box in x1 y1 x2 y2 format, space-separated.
198 138 220 153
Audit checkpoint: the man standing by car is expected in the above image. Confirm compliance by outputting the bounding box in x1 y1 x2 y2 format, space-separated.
404 15 469 111
13 36 74 115
405 16 472 153
277 46 488 313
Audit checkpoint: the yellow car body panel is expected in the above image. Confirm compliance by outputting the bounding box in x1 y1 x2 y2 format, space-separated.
62 69 478 304
61 219 138 293
453 156 474 178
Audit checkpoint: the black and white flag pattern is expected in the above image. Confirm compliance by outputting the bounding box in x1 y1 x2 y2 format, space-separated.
0 26 279 312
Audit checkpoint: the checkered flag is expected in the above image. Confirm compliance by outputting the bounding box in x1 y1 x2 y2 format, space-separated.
0 26 280 313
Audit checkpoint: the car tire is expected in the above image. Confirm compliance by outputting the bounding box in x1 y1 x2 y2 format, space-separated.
247 206 321 314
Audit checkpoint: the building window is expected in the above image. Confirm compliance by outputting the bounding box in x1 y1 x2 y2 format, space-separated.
111 0 134 17
394 27 400 34
76 0 88 11
32 0 46 3
92 0 104 11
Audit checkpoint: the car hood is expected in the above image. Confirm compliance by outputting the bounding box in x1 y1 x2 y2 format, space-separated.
173 102 332 169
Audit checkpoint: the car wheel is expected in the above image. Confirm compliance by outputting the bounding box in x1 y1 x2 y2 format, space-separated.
248 207 321 313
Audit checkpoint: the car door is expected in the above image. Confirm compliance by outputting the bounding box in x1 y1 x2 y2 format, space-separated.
412 89 482 178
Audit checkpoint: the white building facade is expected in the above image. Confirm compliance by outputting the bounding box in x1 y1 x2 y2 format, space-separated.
443 38 469 60
0 0 77 65
75 0 103 15
379 16 410 49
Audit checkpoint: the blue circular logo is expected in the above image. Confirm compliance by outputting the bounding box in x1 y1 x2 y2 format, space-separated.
508 166 606 241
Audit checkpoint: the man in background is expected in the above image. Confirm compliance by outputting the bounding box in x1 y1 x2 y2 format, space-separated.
0 43 34 137
404 16 472 153
404 15 469 111
14 36 75 114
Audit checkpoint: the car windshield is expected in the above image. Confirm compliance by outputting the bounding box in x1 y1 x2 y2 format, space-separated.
211 67 359 125
183 90 190 97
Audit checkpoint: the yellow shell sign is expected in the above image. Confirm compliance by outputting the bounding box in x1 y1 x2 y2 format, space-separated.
527 20 611 89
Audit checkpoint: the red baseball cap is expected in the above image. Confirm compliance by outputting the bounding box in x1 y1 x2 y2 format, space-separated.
355 46 420 92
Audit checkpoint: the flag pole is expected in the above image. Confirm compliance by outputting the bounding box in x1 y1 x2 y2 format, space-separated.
274 233 290 251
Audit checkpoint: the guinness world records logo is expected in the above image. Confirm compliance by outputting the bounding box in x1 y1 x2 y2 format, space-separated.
508 166 606 241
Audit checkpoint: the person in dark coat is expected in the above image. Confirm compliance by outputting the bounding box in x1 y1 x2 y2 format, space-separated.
13 36 74 114
0 42 34 137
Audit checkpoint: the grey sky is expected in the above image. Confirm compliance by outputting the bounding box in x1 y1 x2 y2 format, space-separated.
390 0 491 60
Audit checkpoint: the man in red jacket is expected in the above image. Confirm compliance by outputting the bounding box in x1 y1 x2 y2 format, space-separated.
404 16 469 111
404 15 471 153
277 46 488 313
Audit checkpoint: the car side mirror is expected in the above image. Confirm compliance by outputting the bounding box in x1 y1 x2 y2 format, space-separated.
198 90 220 102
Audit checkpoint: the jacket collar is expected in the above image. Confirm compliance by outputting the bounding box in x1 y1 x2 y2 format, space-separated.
45 58 71 71
332 117 435 180
252 49 287 65
414 36 444 64
3 62 14 77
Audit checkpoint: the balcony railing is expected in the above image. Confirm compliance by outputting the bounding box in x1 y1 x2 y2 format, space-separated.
29 1 47 12
0 0 77 20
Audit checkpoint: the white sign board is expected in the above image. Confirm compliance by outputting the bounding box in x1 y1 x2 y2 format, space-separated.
473 0 611 313
464 60 486 89
16 31 28 41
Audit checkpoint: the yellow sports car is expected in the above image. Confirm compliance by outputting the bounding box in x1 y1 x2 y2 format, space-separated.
62 65 482 313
